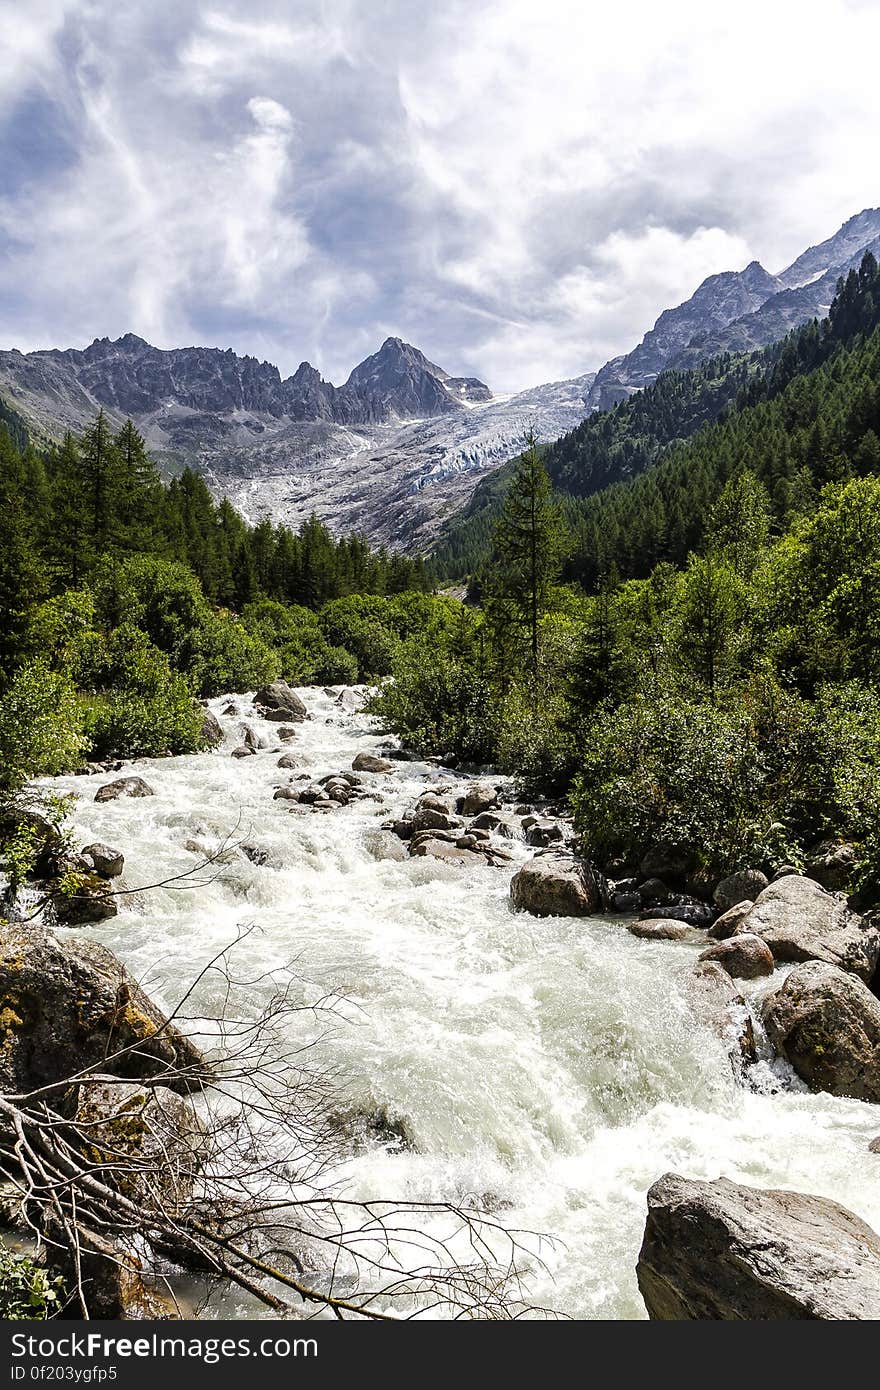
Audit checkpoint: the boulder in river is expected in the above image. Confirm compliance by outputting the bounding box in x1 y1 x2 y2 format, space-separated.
637 1173 880 1319
510 854 600 918
761 960 880 1100
276 726 298 742
642 903 716 928
277 752 299 769
53 875 119 925
698 934 775 980
254 682 308 721
627 918 690 941
525 819 565 848
231 745 256 758
82 842 124 878
94 776 155 802
199 708 224 747
0 921 207 1095
411 806 456 833
352 752 394 773
713 868 769 911
686 961 756 1061
456 784 499 816
707 900 754 939
739 875 880 982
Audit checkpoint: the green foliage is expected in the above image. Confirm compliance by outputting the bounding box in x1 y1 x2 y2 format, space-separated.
0 1242 65 1320
0 663 86 791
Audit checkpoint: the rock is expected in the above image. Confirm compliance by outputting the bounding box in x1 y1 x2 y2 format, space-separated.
254 682 308 720
387 820 413 841
639 844 694 881
82 842 124 878
273 786 301 801
352 752 394 774
241 723 261 751
762 960 880 1100
741 875 880 982
510 854 600 918
713 868 769 911
409 838 479 864
94 777 155 802
627 918 690 941
53 876 119 925
277 725 298 742
57 1230 179 1320
221 702 237 715
411 806 455 833
230 745 256 758
612 892 642 913
0 921 206 1095
525 820 565 848
469 811 521 839
687 961 756 1061
74 1078 206 1208
199 709 224 747
869 1137 880 1154
417 793 451 814
772 864 800 881
806 840 858 891
698 933 775 980
636 877 673 905
240 844 271 866
456 784 499 816
707 900 754 939
277 752 299 768
643 903 716 928
637 1173 880 1320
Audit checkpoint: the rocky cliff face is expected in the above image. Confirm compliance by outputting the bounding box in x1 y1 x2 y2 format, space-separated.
2 332 486 433
586 208 880 410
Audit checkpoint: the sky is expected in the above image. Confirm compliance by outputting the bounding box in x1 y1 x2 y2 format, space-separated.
1 0 880 393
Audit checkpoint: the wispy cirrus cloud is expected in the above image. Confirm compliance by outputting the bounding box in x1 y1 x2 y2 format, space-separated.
1 0 879 390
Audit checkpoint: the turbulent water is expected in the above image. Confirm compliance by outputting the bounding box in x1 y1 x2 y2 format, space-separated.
44 689 880 1319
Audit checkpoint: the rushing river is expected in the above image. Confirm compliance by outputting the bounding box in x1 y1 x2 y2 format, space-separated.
43 688 880 1319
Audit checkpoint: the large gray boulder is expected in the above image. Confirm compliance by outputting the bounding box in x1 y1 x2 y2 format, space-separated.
0 921 206 1096
254 682 307 721
740 875 880 982
698 934 775 980
762 960 880 1100
686 961 756 1062
456 784 498 817
713 869 768 911
352 752 394 774
637 1173 880 1319
94 777 154 803
510 854 600 918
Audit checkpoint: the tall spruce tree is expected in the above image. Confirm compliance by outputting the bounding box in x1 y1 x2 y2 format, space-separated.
487 431 562 674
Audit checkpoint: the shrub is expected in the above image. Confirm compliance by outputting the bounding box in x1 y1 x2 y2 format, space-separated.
369 644 499 764
0 662 86 791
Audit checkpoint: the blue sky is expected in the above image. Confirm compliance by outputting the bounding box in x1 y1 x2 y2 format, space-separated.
2 0 880 392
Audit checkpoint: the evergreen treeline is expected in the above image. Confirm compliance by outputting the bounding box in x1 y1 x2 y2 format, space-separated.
433 252 880 586
0 411 442 788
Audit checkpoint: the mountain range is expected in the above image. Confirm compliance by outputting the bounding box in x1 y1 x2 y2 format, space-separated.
1 206 879 551
585 207 880 410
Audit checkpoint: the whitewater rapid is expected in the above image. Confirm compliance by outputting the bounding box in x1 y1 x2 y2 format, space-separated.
44 689 880 1319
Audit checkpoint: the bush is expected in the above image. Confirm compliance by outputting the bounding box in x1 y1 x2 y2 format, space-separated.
0 662 86 791
0 1241 64 1320
369 644 499 764
319 596 401 681
79 626 204 758
185 612 280 696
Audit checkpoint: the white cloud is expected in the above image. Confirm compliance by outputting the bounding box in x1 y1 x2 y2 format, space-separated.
1 0 879 390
